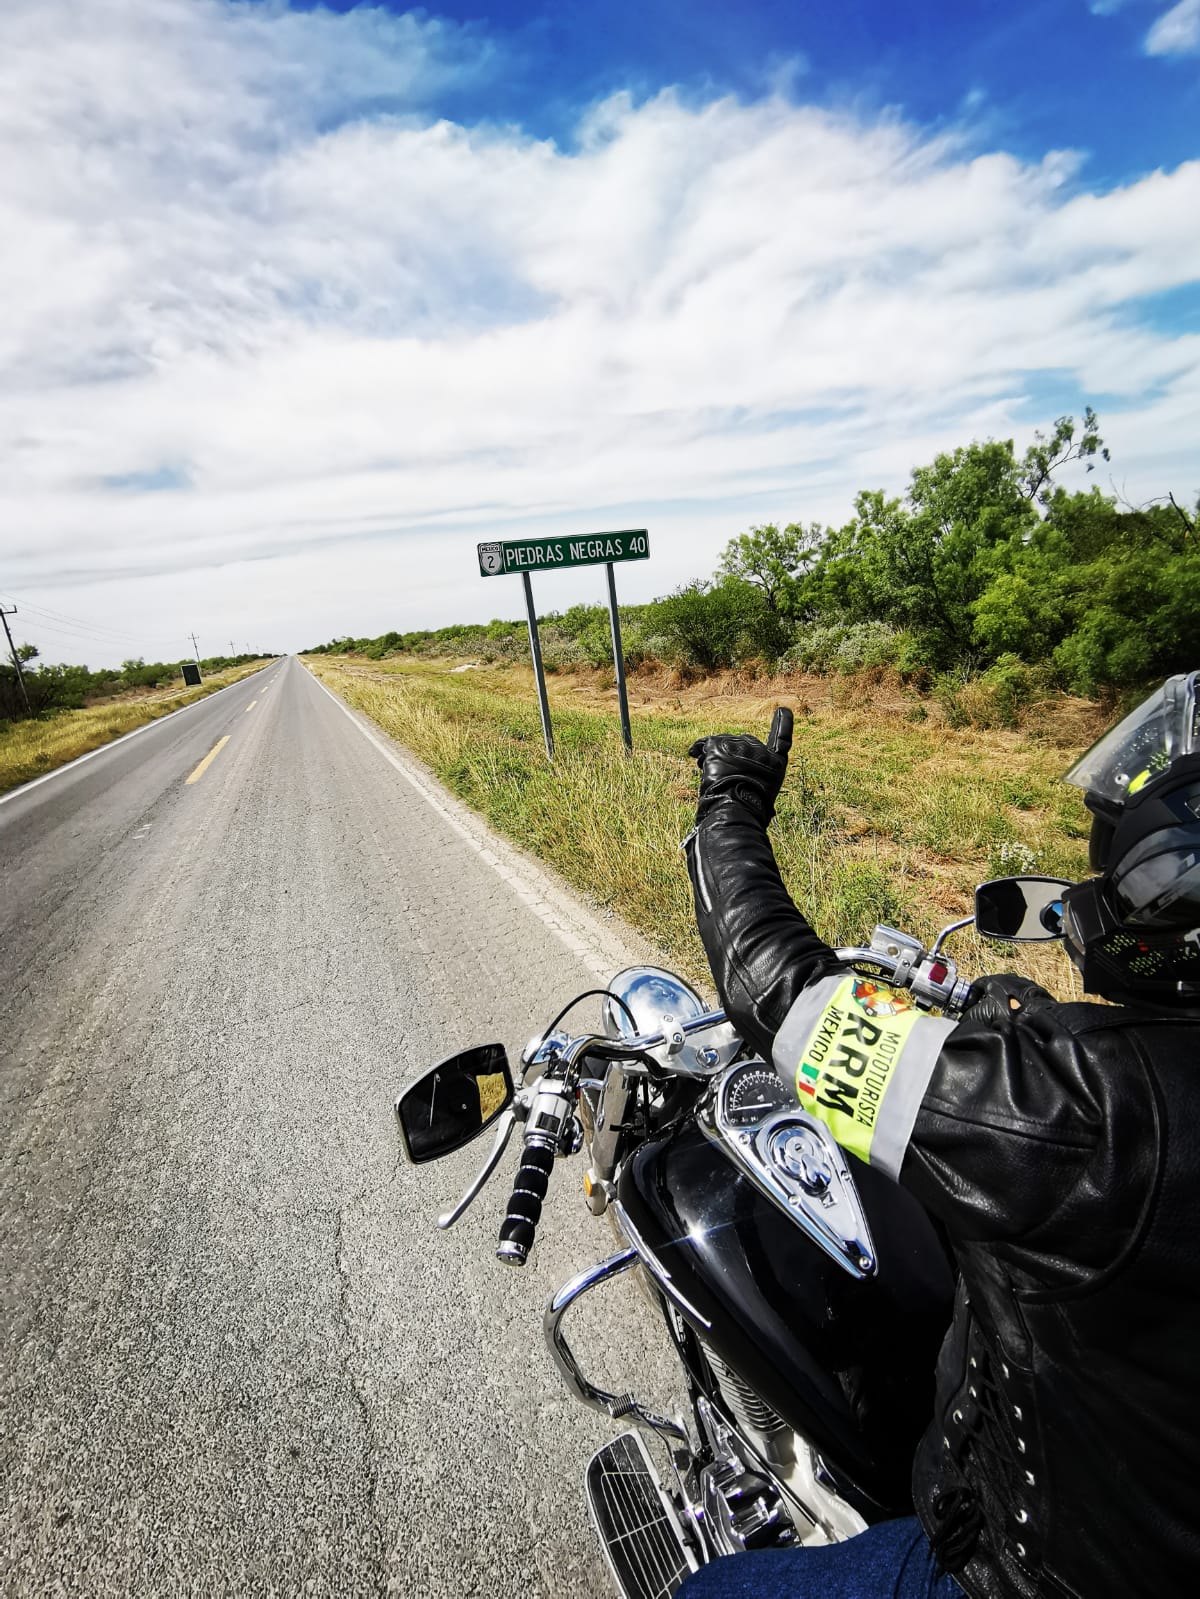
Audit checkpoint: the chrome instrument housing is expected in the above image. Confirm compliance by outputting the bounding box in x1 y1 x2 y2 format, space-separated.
602 966 740 1078
701 1062 878 1280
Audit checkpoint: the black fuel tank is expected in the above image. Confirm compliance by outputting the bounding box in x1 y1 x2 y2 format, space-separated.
617 1120 955 1514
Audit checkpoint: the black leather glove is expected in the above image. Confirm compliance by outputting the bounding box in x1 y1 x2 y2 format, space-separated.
684 715 836 1059
963 973 1056 1022
688 728 792 827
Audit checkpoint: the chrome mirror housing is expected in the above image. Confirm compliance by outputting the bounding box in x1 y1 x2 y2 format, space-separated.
602 966 740 1077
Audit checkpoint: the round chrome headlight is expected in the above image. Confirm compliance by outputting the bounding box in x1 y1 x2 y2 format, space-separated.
600 966 740 1077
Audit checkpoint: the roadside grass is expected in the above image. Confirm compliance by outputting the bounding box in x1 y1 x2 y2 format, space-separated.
0 661 275 796
305 656 1104 1001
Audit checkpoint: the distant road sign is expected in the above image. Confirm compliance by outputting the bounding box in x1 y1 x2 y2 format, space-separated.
477 530 649 578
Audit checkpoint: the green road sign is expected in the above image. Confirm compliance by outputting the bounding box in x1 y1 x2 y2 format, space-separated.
477 530 649 578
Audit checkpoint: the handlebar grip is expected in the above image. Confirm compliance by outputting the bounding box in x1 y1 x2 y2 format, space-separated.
768 706 794 759
496 1138 555 1266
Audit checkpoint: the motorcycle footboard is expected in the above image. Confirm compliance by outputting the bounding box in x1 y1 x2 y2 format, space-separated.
585 1430 699 1599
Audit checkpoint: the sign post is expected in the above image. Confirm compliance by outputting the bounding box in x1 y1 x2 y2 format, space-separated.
604 562 633 753
477 530 649 760
521 571 555 760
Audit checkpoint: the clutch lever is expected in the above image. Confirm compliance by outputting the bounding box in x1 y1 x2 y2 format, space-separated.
438 1107 519 1229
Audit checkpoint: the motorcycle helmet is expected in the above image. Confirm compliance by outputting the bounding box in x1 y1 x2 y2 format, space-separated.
1060 671 1200 1006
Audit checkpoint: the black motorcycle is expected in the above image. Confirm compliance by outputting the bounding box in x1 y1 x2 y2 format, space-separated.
396 716 1072 1597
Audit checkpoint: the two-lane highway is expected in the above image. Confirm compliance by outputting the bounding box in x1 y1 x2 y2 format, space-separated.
0 657 669 1596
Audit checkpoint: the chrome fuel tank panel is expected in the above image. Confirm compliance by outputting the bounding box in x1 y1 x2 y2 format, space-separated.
699 1061 878 1280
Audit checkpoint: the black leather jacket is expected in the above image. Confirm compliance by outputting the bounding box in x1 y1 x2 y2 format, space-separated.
688 794 1200 1598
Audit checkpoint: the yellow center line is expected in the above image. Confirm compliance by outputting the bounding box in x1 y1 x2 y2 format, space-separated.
186 736 231 785
244 700 257 713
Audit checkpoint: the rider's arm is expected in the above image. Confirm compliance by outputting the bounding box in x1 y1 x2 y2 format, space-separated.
770 970 1150 1252
686 741 1151 1261
686 783 839 1060
892 990 1154 1260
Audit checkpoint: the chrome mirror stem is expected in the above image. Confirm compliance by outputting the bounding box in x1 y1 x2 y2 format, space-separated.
930 916 975 958
437 1109 517 1229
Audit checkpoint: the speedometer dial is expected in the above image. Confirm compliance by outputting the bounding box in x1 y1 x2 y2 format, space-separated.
724 1065 791 1129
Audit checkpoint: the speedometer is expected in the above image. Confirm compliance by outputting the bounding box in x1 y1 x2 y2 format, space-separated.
723 1065 792 1129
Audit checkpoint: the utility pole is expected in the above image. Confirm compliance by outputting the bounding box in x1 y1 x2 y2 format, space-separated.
189 632 201 663
1 603 32 715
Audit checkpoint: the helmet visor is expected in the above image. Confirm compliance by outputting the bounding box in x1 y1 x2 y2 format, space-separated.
1064 672 1199 807
1114 844 1200 930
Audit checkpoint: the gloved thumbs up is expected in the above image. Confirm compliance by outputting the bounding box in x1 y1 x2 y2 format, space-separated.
689 709 793 829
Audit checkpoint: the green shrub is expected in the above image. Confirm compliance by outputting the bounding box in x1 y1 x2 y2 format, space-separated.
781 620 901 675
933 672 972 729
651 579 779 671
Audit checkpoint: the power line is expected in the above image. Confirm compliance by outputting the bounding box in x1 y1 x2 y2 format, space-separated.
0 590 180 651
6 615 136 648
0 589 155 638
4 615 183 659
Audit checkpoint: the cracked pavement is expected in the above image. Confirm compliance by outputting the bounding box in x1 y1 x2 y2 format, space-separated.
1 657 674 1596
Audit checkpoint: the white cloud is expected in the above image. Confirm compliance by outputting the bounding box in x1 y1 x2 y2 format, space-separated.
1145 0 1200 53
1 0 1199 660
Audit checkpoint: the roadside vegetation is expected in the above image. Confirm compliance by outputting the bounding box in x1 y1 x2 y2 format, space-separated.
0 658 276 795
305 654 1099 1001
308 410 1199 709
0 649 271 721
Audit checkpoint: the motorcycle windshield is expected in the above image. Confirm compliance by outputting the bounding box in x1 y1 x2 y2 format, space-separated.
1064 672 1199 806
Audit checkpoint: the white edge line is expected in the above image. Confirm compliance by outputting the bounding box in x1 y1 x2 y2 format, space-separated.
303 664 646 983
0 663 276 808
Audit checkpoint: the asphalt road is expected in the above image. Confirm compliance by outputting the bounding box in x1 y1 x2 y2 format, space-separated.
0 657 673 1597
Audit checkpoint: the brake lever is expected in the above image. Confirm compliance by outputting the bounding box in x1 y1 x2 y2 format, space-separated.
437 1108 519 1230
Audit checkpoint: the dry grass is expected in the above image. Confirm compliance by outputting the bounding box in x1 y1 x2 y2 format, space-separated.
305 655 1107 1001
0 661 275 796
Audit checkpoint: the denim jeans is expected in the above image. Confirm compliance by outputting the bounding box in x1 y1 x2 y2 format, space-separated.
677 1518 965 1599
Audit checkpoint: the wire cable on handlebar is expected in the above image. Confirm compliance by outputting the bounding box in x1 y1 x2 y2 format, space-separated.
543 988 640 1036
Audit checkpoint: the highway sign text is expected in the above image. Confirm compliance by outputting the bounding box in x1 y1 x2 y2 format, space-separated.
477 530 649 578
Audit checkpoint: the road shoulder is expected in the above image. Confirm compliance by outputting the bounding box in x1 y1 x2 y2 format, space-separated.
302 659 670 988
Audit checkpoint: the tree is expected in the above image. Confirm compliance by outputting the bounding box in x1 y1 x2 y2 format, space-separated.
1018 407 1109 508
718 522 823 619
811 414 1111 669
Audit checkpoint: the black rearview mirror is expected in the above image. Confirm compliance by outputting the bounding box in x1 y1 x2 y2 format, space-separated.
395 1044 514 1164
975 877 1074 942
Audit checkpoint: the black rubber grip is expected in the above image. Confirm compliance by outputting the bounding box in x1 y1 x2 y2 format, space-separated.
496 1138 555 1265
768 707 794 758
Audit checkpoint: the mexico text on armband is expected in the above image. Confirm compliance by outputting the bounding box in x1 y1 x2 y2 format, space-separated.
772 973 956 1179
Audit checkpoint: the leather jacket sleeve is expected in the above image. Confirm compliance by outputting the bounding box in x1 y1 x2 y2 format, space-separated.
685 789 839 1061
901 984 1155 1273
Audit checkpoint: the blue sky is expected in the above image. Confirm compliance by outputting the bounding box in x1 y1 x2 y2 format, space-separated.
287 0 1199 179
1 0 1197 661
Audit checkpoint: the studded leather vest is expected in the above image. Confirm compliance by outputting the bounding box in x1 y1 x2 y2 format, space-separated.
905 985 1200 1598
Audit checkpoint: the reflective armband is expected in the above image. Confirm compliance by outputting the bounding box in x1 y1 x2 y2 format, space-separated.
772 973 956 1179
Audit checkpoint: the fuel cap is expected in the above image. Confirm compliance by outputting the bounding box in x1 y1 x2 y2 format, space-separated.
768 1123 833 1195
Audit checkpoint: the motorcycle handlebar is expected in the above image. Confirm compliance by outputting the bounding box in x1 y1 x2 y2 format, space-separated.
488 924 969 1265
496 1137 556 1266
